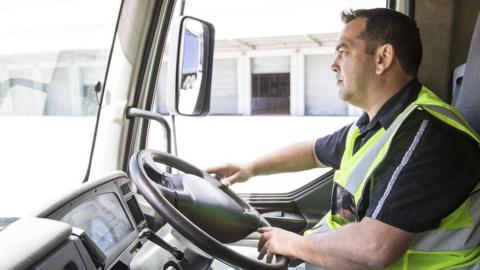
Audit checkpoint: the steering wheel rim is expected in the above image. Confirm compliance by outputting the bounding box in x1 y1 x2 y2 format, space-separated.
128 149 289 270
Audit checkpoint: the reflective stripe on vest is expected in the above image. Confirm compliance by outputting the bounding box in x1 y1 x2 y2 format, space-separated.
412 186 480 252
343 102 418 195
305 87 480 269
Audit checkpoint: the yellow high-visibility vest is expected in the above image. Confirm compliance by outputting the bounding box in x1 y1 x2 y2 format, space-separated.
306 87 480 270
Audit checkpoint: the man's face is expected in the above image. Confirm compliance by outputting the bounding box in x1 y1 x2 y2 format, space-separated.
331 18 376 108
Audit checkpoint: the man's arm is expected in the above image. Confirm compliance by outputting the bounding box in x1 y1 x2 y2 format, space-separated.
207 140 325 186
258 217 414 269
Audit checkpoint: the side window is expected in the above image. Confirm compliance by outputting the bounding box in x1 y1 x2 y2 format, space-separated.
149 0 384 193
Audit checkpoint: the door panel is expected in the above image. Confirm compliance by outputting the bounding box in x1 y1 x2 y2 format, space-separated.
240 170 333 234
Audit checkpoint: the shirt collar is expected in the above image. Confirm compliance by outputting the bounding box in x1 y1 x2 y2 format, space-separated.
356 79 422 133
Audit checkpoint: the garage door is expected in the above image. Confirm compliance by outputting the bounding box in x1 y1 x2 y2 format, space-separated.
251 56 290 114
210 58 237 114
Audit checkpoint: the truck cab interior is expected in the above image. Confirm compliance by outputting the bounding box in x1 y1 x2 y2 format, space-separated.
0 0 479 269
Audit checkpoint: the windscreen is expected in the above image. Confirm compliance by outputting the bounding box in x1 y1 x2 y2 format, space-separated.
0 0 122 218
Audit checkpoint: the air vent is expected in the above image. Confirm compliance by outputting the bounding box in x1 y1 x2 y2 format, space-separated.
126 197 144 226
120 183 131 196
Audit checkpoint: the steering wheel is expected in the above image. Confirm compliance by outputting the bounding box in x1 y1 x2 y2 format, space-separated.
128 150 289 270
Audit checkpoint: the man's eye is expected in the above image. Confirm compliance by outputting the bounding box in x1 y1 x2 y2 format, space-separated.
336 49 346 57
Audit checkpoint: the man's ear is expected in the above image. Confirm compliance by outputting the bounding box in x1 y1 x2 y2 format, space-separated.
374 44 395 75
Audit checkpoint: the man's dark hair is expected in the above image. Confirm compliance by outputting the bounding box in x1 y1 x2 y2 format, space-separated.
341 8 422 76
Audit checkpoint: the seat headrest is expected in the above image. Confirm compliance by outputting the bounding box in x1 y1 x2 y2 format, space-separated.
453 12 480 134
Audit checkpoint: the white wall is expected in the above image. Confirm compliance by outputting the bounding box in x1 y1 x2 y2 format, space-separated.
305 54 348 115
252 56 290 74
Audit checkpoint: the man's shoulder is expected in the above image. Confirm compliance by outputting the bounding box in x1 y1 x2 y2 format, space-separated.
392 107 480 158
400 108 475 140
402 107 440 127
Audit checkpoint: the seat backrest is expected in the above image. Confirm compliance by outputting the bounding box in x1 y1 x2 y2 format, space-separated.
453 12 480 134
451 63 465 105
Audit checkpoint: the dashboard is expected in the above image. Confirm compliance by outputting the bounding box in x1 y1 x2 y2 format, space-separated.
39 172 147 268
3 171 219 270
61 193 133 255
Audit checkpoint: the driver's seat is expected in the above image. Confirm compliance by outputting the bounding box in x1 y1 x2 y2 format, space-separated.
453 11 480 134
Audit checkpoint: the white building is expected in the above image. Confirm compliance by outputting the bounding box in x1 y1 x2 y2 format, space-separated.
157 33 362 117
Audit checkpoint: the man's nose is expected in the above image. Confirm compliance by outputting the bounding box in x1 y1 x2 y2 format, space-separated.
331 57 339 73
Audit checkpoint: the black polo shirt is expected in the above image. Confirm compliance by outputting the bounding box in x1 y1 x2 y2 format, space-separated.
314 79 480 233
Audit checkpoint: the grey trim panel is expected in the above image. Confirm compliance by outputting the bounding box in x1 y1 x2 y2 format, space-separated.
454 12 480 135
0 218 72 270
35 171 127 218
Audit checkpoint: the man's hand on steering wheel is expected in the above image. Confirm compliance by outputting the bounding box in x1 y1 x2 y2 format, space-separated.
257 227 303 263
206 163 253 186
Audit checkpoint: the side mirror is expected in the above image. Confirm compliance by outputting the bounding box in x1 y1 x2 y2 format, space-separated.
167 16 215 116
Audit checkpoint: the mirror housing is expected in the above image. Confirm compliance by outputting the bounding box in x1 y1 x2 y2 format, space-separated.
167 16 215 116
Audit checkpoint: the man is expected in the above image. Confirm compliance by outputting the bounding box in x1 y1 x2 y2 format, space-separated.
207 8 480 269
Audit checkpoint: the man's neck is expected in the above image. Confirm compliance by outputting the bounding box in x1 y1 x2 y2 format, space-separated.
365 74 415 120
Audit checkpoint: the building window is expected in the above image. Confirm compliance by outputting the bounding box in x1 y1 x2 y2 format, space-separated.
251 73 290 115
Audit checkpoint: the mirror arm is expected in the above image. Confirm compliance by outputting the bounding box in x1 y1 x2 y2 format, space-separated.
170 114 178 156
179 0 186 16
126 107 173 172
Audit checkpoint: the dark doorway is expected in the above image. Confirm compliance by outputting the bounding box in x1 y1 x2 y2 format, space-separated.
251 73 290 115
